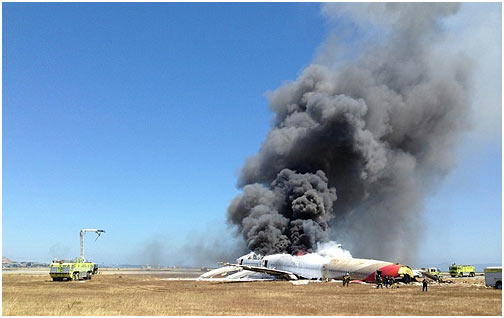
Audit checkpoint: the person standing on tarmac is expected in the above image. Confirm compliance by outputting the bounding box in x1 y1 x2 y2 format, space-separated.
422 278 428 292
384 276 389 288
376 273 383 289
343 273 351 287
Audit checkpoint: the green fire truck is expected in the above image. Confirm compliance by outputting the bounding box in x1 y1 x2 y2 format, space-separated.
49 229 105 281
449 263 475 277
50 258 98 281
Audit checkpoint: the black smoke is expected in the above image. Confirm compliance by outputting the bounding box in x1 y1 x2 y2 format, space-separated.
228 169 337 255
227 3 472 262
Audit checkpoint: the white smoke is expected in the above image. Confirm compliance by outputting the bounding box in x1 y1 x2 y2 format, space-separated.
238 240 353 265
293 241 353 264
315 241 353 259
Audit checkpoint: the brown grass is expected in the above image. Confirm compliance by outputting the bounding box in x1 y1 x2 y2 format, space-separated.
2 274 501 316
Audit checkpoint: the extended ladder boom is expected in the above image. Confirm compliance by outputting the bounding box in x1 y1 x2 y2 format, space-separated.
80 229 105 261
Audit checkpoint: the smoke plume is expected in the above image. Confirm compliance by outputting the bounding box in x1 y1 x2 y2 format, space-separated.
227 3 472 262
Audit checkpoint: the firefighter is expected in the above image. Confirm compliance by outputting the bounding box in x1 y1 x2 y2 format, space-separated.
422 278 428 292
376 273 383 289
384 276 390 288
343 273 351 286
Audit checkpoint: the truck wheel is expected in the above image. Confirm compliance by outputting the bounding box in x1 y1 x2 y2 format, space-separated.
496 281 502 289
470 272 475 277
459 272 463 277
73 272 80 281
87 272 92 280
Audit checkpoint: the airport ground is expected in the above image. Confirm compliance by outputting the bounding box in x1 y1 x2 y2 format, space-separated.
2 268 502 316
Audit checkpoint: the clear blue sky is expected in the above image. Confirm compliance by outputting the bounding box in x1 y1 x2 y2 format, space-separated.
3 3 501 267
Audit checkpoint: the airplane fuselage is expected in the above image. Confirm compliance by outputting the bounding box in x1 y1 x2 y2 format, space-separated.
239 253 413 282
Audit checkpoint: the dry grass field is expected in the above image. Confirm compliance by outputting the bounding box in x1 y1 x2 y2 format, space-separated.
2 274 502 316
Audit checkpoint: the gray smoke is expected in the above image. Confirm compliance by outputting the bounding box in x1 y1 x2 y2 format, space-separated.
227 3 472 262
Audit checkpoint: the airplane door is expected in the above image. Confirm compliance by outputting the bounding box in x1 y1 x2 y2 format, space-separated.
262 260 268 268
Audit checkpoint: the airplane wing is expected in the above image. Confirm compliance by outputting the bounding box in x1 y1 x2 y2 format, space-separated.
225 263 301 281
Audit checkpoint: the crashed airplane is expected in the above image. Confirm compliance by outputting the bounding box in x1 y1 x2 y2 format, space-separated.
199 252 415 283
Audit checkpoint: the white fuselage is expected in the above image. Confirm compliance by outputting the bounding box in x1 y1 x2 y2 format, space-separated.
235 252 412 282
262 254 324 279
239 253 331 279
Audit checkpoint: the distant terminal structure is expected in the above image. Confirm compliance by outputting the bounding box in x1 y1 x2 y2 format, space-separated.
49 229 105 281
2 259 49 269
